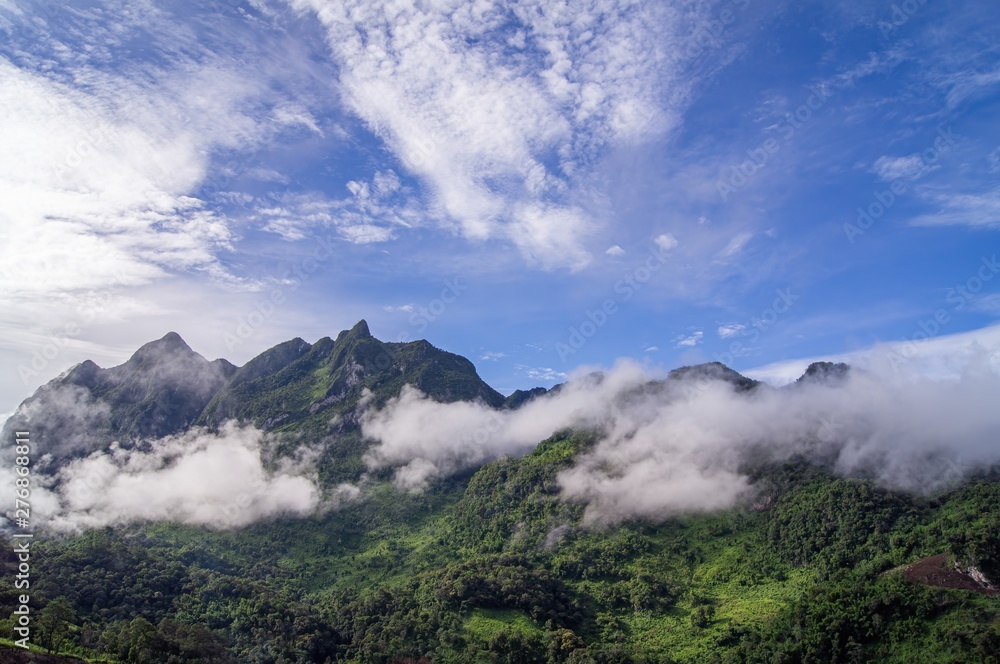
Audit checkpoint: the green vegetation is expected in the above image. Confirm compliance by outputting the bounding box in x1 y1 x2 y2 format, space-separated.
1 432 997 663
1 327 997 662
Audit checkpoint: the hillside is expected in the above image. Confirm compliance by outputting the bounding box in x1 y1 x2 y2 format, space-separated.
0 326 997 663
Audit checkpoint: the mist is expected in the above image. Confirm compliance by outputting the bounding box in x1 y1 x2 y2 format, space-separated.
9 351 999 533
17 422 325 532
361 357 1000 526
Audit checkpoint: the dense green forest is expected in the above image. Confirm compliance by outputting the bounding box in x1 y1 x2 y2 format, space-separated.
2 431 998 663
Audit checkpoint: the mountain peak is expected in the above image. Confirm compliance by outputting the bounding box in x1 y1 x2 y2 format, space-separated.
161 331 186 344
125 332 200 369
336 319 372 344
667 362 759 391
797 361 851 385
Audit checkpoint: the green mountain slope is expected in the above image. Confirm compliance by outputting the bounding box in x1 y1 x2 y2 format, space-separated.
5 435 997 663
0 328 997 663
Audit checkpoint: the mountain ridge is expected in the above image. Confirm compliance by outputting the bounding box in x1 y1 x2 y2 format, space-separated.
0 322 853 468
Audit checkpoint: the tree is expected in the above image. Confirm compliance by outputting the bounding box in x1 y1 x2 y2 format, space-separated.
123 617 158 663
37 596 76 653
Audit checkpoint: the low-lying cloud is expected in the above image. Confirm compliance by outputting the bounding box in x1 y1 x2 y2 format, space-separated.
19 422 325 532
10 353 1000 533
362 356 1000 527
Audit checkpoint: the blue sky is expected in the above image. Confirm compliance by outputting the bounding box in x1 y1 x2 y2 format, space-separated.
1 0 999 413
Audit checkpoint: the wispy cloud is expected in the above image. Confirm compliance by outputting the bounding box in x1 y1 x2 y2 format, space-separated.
719 232 754 258
717 324 745 339
293 0 713 269
519 365 567 382
255 170 419 243
746 322 1000 385
910 189 1000 229
674 330 704 347
972 294 1000 316
871 154 936 181
0 2 343 304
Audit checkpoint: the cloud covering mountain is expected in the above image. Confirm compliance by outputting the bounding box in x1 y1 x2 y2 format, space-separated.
362 356 1000 526
5 327 1000 533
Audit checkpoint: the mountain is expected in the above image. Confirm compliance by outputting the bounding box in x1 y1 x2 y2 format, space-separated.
503 386 551 409
0 320 504 466
4 322 786 471
1 327 997 663
666 361 761 391
198 319 505 433
795 360 852 385
0 332 235 463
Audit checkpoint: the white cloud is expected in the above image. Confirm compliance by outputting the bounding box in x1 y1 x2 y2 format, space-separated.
675 330 704 347
24 422 324 531
361 352 1000 526
717 323 745 339
910 189 1000 229
746 322 1000 385
522 365 568 382
255 173 420 243
653 232 679 251
480 351 507 361
362 363 650 490
942 65 1000 110
606 245 626 257
272 104 324 135
871 154 935 181
0 58 241 300
293 0 708 269
988 147 1000 174
719 232 753 257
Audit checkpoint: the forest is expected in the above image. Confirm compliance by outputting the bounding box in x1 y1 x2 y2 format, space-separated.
1 430 998 663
